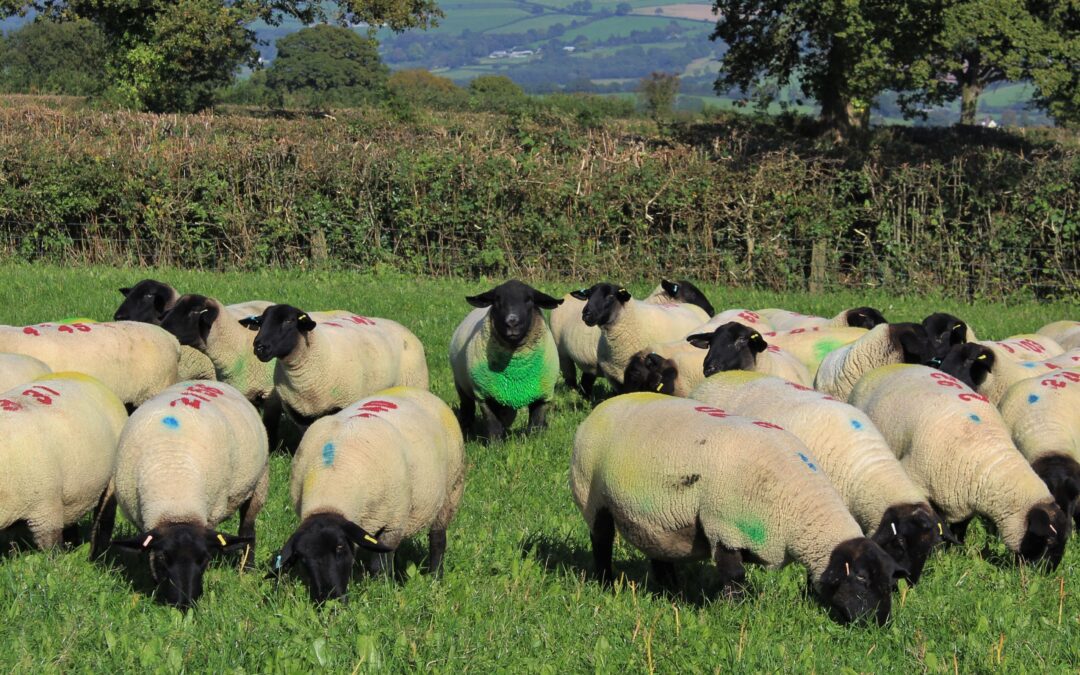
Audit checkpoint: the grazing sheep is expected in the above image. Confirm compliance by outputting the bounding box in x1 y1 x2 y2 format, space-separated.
571 393 907 625
1037 321 1080 345
450 280 562 440
689 371 949 581
759 326 868 377
550 294 602 398
0 353 51 392
108 380 269 608
921 313 977 364
978 335 1065 362
273 388 465 602
643 279 715 316
757 307 886 332
696 308 773 332
574 283 707 388
1041 349 1080 370
0 321 180 407
814 323 935 401
244 305 429 427
849 364 1069 568
0 372 127 555
1058 330 1080 351
998 369 1080 528
939 342 1065 405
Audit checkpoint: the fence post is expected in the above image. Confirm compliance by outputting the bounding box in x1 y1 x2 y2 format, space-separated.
809 239 828 293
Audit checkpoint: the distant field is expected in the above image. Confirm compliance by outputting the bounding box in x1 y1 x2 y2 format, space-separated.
633 3 716 21
2 264 1079 671
558 14 707 40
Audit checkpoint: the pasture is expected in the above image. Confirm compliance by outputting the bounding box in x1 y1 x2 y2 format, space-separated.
1 263 1078 671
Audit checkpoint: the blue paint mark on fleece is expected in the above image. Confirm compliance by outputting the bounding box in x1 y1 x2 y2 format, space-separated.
162 416 179 429
322 442 336 467
1022 362 1036 369
969 414 981 423
796 452 818 472
850 419 863 430
1028 394 1040 404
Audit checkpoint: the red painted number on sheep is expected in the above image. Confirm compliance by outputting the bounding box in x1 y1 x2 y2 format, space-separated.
57 323 92 333
0 399 22 411
1016 339 1045 354
957 392 989 403
930 372 963 389
997 342 1016 354
346 316 375 326
169 384 225 409
785 382 813 392
22 385 61 406
753 421 784 430
1042 372 1080 389
22 326 40 336
737 311 760 323
694 405 729 418
351 400 398 419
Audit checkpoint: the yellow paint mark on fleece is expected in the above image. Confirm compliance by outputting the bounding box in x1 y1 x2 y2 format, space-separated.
707 370 768 385
38 371 101 384
377 386 412 398
861 363 914 381
303 469 319 495
618 392 670 404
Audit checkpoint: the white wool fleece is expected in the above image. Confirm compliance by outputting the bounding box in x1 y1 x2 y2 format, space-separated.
0 372 128 547
998 369 1080 466
814 324 909 401
1036 321 1080 344
0 321 179 406
697 308 772 332
571 393 863 583
550 295 601 378
114 380 268 531
760 327 868 377
290 387 465 547
277 314 429 420
978 335 1065 362
848 364 1054 552
973 344 1060 405
646 340 810 396
597 301 708 385
0 352 51 392
689 371 928 536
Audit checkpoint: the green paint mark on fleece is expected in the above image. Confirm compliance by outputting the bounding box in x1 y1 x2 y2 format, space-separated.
813 339 845 363
471 342 557 410
736 517 767 546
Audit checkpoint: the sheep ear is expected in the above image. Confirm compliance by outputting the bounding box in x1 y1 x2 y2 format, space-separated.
238 316 262 330
297 313 316 332
532 290 563 310
747 332 768 354
970 347 995 383
342 521 393 553
207 531 253 553
119 287 132 297
661 279 679 295
615 287 632 303
111 530 160 552
686 332 714 349
950 320 969 345
891 560 911 581
266 532 299 580
569 287 592 301
466 291 496 308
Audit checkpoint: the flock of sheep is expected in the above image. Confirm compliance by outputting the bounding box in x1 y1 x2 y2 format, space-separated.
0 276 1078 625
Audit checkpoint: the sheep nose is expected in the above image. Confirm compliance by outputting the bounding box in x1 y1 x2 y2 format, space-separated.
505 314 521 328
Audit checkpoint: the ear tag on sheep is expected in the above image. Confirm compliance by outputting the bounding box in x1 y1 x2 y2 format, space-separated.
845 562 851 576
142 535 154 548
655 382 664 392
977 354 987 360
1049 524 1057 535
671 284 679 294
217 534 228 547
891 522 897 536
937 523 944 536
299 314 309 321
363 534 380 545
751 333 760 340
953 324 962 329
274 554 283 570
618 288 627 294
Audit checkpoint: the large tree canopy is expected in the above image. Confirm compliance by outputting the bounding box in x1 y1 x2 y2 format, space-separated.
0 0 441 112
264 25 388 107
0 17 107 95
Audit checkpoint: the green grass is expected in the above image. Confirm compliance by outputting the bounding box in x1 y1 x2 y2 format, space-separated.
1 263 1079 671
558 15 707 40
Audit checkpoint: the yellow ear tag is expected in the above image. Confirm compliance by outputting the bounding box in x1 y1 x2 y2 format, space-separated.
977 354 987 360
751 334 760 340
937 523 943 535
217 534 227 546
953 324 962 329
655 382 664 392
364 534 379 545
298 314 308 321
618 288 627 294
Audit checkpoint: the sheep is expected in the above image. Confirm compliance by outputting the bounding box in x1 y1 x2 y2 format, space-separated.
0 320 180 407
848 364 1069 568
272 387 465 602
643 279 715 316
689 371 949 581
0 352 51 392
978 334 1065 362
813 323 935 401
998 369 1080 529
107 380 269 608
573 282 708 388
0 372 127 556
1058 330 1080 351
921 312 977 364
758 326 868 377
938 342 1058 405
449 280 562 440
571 392 907 625
696 308 773 332
549 294 602 398
757 307 886 331
245 305 429 428
1037 321 1080 345
1041 349 1080 370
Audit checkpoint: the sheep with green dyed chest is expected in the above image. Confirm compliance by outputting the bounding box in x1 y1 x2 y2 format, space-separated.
450 280 562 440
571 393 907 625
759 326 868 377
274 387 465 602
848 364 1069 568
689 371 949 581
0 372 127 555
0 352 51 392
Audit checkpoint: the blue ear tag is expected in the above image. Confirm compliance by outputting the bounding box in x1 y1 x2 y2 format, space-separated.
274 554 283 569
671 284 679 294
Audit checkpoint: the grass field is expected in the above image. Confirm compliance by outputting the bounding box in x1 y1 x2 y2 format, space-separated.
2 263 1079 671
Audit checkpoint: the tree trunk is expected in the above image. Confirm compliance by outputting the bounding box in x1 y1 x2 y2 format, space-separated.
959 52 982 125
818 42 859 139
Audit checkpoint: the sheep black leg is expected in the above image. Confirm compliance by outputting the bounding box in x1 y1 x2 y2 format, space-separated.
481 399 516 441
527 399 549 431
260 392 283 453
591 508 616 586
713 544 746 599
89 483 117 561
649 559 678 591
456 384 475 432
62 524 82 547
428 528 447 578
579 373 596 399
560 353 577 391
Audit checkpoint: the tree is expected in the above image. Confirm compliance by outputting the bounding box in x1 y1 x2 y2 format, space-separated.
0 17 106 95
638 71 679 122
0 0 443 112
264 25 388 108
710 0 904 136
615 2 632 15
388 68 467 108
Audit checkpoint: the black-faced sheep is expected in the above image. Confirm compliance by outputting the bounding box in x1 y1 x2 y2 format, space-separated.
813 323 935 401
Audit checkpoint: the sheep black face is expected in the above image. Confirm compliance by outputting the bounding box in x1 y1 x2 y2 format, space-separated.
112 524 251 609
888 323 936 366
922 313 969 364
1030 455 1080 531
572 283 632 328
243 304 317 362
466 280 562 348
1019 502 1070 570
270 514 391 604
660 279 714 316
686 323 767 377
114 279 176 324
938 343 995 389
622 352 678 395
817 538 907 626
871 504 953 584
846 307 887 330
161 294 219 350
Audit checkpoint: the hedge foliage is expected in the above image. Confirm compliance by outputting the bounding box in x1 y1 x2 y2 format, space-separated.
0 101 1076 299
